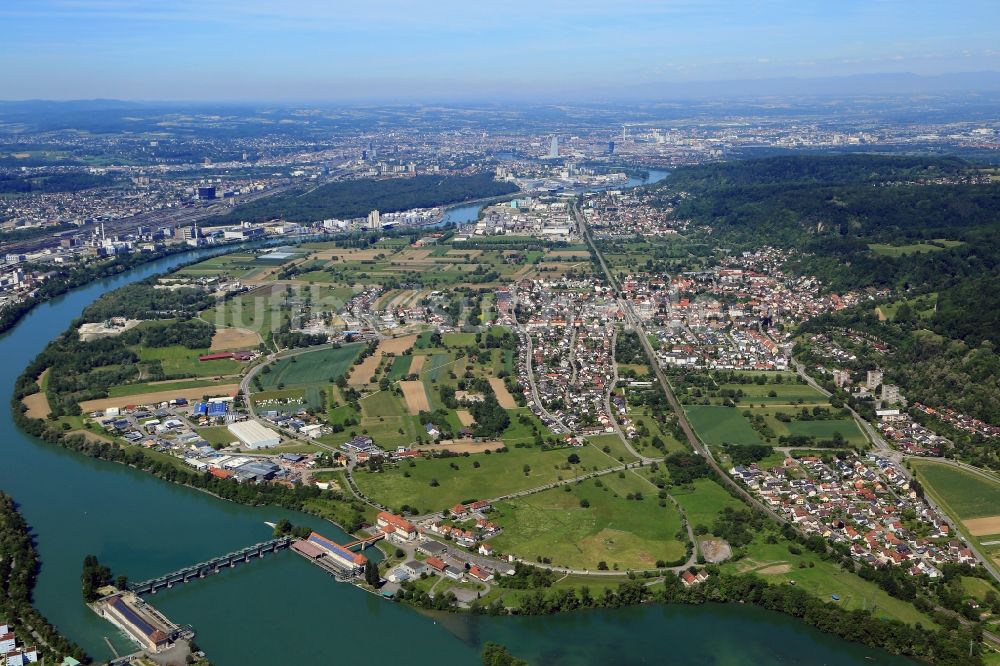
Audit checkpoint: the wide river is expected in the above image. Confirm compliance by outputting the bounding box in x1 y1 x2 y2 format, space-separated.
0 179 917 664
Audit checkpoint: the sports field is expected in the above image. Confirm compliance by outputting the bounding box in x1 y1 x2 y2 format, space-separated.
489 473 686 570
258 344 364 390
684 405 763 446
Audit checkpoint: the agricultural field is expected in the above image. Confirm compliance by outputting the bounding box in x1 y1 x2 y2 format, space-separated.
672 478 743 530
911 461 1000 520
210 327 261 350
781 418 864 443
138 345 241 377
353 444 616 514
442 332 477 347
257 344 364 390
291 245 524 289
173 253 272 280
200 285 286 334
684 405 763 446
489 473 686 570
385 355 413 381
911 461 1000 570
107 378 226 398
868 239 964 257
586 433 640 463
717 381 827 404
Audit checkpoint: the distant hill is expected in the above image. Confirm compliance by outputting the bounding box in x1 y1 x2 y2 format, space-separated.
621 71 1000 100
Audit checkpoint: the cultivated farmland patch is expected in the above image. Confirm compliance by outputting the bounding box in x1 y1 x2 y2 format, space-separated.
400 380 431 414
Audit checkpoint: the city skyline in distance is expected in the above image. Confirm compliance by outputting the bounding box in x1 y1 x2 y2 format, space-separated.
2 0 999 102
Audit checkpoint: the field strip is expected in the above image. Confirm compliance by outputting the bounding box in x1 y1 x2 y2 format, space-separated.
964 516 1000 536
488 377 517 408
211 327 261 350
81 384 239 411
22 391 51 419
348 352 382 385
400 380 430 414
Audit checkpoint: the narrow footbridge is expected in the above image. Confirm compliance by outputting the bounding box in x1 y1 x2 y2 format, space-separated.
129 536 293 596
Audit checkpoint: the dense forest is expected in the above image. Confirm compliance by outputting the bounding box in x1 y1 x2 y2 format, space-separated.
0 171 114 195
0 492 90 663
654 154 1000 292
81 280 216 322
202 173 518 226
119 319 215 349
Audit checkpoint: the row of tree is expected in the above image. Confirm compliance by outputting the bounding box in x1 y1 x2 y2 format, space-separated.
0 492 90 663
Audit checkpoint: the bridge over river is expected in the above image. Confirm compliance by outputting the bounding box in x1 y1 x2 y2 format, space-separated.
128 536 293 596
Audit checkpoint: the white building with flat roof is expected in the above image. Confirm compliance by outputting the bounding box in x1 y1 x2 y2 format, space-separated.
227 421 281 449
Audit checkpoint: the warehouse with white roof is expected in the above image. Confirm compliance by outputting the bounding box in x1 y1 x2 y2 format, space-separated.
227 421 281 449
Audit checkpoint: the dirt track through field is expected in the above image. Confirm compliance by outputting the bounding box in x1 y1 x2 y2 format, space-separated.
211 327 261 350
400 381 430 414
489 377 517 409
964 516 1000 536
80 384 239 412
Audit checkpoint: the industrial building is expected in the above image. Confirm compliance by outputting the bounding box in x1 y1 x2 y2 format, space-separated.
304 532 368 574
100 595 172 652
227 421 281 449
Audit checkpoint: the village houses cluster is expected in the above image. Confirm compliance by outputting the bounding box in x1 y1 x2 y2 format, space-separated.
512 277 623 436
612 250 866 371
586 188 688 238
0 622 41 666
731 453 976 576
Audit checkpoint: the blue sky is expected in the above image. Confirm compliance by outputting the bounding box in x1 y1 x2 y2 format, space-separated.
2 0 999 101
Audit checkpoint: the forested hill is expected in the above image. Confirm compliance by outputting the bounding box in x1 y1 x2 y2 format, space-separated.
655 154 996 246
653 154 1000 292
656 154 1000 431
203 172 518 226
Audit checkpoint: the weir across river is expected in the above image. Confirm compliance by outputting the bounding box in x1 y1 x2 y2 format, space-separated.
128 536 293 595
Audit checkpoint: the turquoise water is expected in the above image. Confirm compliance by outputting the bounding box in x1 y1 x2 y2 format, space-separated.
0 250 917 665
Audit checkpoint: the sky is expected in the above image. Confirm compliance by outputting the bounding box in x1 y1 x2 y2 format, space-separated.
2 0 999 101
